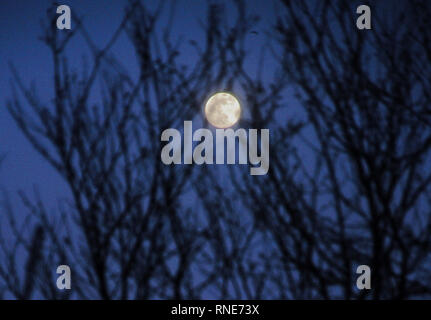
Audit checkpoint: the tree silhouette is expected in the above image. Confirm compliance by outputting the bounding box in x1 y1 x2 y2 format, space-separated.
2 0 256 299
2 0 431 300
261 0 431 299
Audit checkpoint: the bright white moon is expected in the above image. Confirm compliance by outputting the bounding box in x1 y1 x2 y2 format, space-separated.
204 92 241 129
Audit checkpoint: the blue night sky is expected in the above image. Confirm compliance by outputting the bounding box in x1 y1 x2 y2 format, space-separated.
2 0 430 301
0 0 279 208
1 1 292 300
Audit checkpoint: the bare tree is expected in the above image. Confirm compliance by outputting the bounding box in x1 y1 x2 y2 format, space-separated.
3 0 431 300
1 0 259 299
254 0 431 299
199 0 431 300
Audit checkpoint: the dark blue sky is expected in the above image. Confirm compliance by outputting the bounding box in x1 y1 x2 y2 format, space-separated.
3 0 428 300
0 0 279 208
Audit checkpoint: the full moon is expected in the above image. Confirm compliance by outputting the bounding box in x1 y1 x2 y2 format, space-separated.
204 92 241 129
